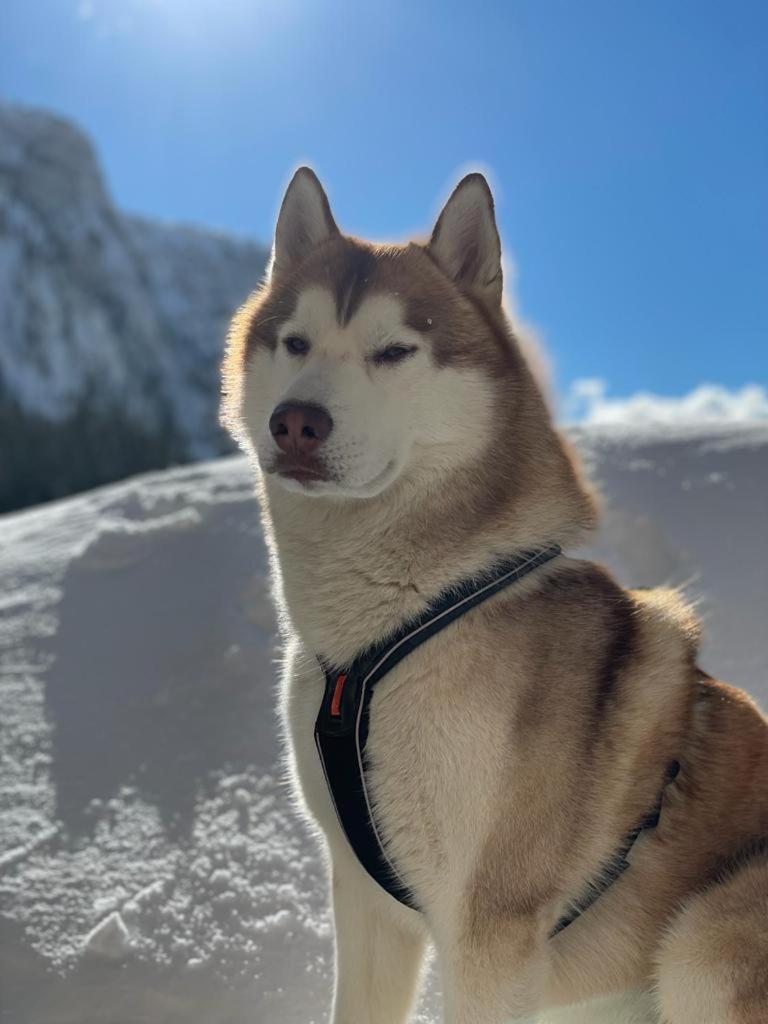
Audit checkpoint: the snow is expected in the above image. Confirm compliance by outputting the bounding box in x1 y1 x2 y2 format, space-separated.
83 911 131 960
1 426 767 1023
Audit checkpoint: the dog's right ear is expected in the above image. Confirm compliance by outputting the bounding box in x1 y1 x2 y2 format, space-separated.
271 167 340 277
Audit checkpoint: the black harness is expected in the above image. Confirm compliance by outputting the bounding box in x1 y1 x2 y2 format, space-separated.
313 543 677 934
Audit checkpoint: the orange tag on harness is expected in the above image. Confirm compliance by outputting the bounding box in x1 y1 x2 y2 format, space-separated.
330 674 347 718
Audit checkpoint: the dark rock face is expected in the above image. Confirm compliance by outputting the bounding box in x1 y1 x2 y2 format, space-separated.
0 102 268 513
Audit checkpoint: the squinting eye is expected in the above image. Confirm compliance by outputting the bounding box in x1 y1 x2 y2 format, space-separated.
283 335 310 356
373 344 418 366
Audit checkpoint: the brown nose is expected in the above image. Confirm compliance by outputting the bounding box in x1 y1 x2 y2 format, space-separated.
269 401 333 455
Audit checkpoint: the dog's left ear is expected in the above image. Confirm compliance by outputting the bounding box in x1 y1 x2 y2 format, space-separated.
428 173 502 306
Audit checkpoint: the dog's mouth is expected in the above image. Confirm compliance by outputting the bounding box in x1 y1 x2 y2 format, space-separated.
265 454 400 497
269 454 333 485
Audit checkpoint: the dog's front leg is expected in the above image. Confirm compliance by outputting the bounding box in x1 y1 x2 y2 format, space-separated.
436 916 545 1024
330 852 427 1024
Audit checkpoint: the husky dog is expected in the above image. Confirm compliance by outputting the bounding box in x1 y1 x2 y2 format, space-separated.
222 168 768 1023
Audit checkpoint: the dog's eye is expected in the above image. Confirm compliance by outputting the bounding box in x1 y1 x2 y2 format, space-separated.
373 344 417 366
283 335 310 356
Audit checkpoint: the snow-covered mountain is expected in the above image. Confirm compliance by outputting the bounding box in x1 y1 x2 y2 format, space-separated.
0 425 766 1023
0 101 268 513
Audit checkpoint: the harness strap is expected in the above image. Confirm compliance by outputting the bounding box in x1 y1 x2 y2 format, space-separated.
313 542 677 933
313 544 562 911
550 759 680 935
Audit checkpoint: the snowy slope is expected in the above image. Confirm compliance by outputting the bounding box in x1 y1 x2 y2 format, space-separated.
0 426 767 1023
0 102 267 512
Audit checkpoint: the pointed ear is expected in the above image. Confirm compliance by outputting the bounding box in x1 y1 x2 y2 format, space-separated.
271 167 340 276
428 173 503 306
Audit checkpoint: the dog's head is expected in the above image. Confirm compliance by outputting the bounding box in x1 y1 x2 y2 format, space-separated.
223 169 540 500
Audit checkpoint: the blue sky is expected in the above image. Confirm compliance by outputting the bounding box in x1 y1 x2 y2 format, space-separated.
2 0 766 408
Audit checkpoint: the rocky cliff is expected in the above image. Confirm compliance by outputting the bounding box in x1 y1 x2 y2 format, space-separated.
0 102 267 512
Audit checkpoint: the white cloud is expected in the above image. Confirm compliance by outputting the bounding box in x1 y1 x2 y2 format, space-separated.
563 379 768 426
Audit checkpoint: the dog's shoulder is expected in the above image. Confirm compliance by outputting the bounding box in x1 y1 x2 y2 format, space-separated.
478 559 702 730
493 557 699 661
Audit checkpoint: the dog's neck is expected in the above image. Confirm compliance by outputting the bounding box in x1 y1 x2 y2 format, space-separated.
258 424 595 667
